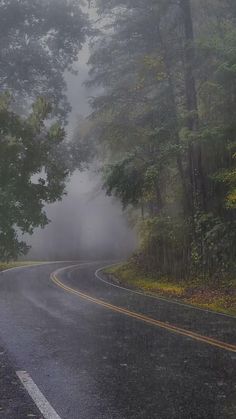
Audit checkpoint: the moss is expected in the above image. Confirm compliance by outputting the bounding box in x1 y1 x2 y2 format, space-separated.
105 263 185 296
104 262 236 316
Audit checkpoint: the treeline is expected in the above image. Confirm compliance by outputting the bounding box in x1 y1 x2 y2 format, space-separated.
0 0 89 260
85 0 236 281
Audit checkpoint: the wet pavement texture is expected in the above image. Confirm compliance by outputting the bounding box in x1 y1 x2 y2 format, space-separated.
0 261 235 418
0 340 42 418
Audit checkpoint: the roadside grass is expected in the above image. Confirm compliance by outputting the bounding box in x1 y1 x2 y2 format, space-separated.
104 263 236 316
0 261 45 272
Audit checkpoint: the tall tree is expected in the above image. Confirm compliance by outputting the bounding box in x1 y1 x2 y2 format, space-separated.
0 1 90 259
0 0 89 119
83 0 236 279
0 94 73 260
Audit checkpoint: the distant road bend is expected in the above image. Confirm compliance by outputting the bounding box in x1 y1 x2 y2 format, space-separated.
0 261 235 419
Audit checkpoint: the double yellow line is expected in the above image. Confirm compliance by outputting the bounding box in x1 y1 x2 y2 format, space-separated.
51 271 236 353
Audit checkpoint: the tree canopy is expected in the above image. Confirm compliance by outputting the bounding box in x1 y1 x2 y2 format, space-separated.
0 94 74 260
0 1 90 260
0 0 89 119
84 0 236 280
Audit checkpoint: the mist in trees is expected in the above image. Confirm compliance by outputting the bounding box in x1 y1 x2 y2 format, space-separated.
27 170 136 261
0 0 90 259
0 0 135 261
0 0 236 283
0 95 70 260
0 0 89 118
82 0 236 281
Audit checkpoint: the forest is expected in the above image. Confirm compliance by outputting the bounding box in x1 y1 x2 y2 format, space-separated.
84 0 236 284
0 0 88 259
0 3 235 417
0 0 236 287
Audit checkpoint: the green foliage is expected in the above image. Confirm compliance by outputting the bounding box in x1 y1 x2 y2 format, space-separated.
0 95 70 261
191 213 236 279
136 216 191 279
86 0 236 283
104 155 145 208
0 0 89 118
0 2 90 260
105 262 236 316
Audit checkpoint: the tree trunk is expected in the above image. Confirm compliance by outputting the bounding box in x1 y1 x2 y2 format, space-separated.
180 0 206 212
156 21 192 215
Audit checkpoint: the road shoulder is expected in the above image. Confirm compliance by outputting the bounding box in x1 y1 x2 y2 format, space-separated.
103 262 236 317
0 341 42 418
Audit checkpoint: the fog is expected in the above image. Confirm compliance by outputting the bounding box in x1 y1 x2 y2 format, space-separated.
27 170 136 260
27 39 136 261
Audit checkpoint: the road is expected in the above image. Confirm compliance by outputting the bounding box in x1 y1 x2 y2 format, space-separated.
0 261 235 418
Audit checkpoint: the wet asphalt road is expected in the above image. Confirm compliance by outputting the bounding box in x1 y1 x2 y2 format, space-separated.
0 261 235 419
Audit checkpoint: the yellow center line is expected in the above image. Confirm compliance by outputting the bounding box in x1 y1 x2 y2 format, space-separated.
51 272 236 353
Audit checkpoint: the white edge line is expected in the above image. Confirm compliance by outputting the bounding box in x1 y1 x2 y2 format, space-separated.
51 262 236 320
94 264 236 320
43 261 235 321
3 260 234 321
51 261 116 280
16 371 62 419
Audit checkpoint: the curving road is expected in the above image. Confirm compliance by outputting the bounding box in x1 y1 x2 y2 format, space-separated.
0 261 235 418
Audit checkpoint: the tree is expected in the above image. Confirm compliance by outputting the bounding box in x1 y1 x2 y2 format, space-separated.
84 0 236 280
0 0 89 119
0 94 72 260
